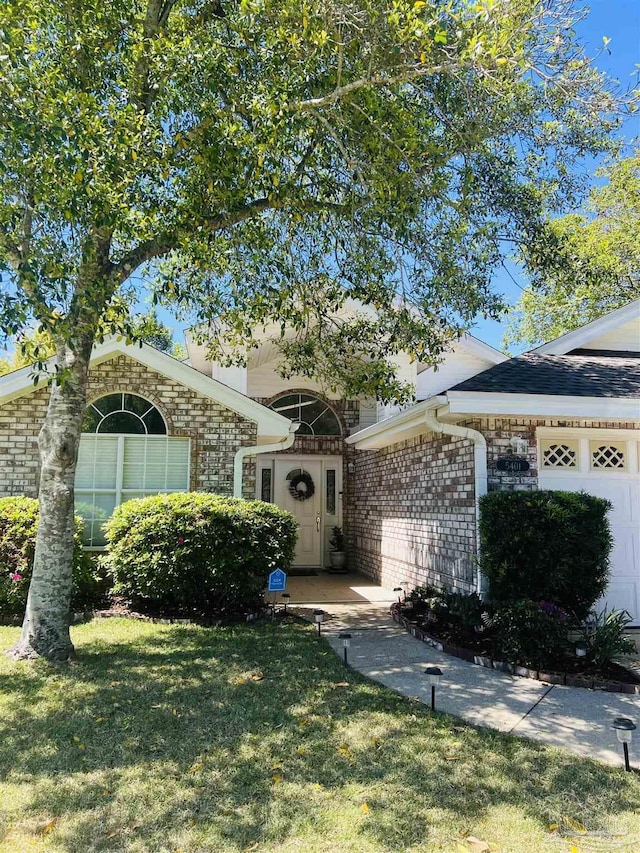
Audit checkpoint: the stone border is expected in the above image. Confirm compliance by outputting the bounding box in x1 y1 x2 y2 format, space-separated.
391 604 640 695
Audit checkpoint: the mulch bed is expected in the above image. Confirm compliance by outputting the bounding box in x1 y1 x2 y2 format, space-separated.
391 603 640 695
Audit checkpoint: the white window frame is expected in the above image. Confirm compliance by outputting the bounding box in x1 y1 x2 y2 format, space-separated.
536 427 640 479
76 433 191 549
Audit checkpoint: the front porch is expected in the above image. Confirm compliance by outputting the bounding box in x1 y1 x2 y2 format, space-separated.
268 570 397 606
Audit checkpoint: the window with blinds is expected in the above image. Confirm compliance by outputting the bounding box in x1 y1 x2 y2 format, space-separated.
75 434 191 547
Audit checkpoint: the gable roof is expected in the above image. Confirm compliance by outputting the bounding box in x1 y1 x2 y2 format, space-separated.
533 298 640 355
0 338 292 440
450 351 640 398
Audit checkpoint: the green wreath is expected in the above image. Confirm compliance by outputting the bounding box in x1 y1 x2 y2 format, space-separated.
288 470 315 501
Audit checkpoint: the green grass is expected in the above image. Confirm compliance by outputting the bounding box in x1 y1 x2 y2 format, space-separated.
0 619 639 853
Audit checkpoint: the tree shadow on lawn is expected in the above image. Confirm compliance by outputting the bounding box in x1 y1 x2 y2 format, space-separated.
0 620 638 852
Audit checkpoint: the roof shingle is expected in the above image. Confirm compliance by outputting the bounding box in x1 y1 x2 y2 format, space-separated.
450 352 640 398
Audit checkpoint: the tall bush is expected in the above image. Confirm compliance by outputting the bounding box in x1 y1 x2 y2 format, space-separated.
479 490 612 617
103 493 298 616
0 496 102 616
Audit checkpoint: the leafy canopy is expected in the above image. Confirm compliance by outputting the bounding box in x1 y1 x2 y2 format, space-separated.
0 0 625 400
506 151 640 349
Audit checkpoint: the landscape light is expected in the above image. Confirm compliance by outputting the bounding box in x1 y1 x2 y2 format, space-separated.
424 666 443 711
314 609 324 637
339 632 352 664
575 642 587 658
612 717 636 772
393 587 403 603
281 593 291 614
400 581 410 600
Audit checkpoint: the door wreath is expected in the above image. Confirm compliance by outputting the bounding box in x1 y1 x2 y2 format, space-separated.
288 470 315 501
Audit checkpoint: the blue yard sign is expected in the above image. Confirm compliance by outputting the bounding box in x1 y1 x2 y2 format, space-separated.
268 568 287 592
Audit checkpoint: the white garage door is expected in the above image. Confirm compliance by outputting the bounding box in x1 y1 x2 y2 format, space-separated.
538 429 640 626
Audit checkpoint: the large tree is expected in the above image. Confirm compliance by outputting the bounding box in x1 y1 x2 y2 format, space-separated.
505 151 640 348
0 0 625 660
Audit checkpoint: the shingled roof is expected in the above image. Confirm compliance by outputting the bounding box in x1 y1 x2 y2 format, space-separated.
449 350 640 398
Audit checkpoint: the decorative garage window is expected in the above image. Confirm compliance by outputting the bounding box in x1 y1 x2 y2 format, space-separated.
76 395 189 547
590 441 626 470
268 393 341 436
540 439 579 469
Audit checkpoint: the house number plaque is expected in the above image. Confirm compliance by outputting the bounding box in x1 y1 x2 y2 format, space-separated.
496 457 530 473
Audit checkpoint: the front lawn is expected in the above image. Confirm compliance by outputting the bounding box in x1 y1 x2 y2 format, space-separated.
0 619 639 853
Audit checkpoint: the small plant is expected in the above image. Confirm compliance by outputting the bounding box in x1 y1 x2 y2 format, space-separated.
576 608 636 669
329 526 345 551
432 591 484 632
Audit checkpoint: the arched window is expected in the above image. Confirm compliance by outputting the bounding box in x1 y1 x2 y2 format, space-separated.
82 393 167 435
269 393 342 436
76 393 189 548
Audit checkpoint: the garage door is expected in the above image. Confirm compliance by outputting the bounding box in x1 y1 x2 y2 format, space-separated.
538 430 640 626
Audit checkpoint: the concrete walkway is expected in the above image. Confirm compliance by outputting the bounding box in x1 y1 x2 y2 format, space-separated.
307 602 640 768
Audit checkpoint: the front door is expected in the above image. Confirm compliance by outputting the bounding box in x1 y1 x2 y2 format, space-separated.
274 459 323 566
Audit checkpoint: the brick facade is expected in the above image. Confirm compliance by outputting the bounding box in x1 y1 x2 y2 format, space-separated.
0 355 258 501
350 417 640 594
351 432 477 593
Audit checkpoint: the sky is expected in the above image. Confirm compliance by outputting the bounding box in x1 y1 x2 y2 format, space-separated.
471 0 640 351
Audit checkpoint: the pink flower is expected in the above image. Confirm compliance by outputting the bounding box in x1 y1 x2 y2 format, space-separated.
177 537 185 545
9 572 23 582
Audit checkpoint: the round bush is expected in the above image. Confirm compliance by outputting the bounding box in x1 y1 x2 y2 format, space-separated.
479 490 612 618
0 496 102 617
103 492 298 616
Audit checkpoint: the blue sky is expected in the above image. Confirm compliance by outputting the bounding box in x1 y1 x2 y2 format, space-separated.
472 0 640 351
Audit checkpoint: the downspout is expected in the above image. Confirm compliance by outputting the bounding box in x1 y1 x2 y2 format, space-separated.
233 423 300 498
423 411 487 597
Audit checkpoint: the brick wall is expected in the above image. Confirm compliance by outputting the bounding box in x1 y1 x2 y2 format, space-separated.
0 355 258 500
351 432 477 593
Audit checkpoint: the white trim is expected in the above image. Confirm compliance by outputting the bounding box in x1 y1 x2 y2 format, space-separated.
457 333 508 364
446 391 640 420
0 337 292 441
346 397 446 449
537 426 640 440
533 299 640 355
233 424 299 497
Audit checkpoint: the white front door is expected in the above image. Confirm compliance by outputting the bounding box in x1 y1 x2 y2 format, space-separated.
274 459 323 566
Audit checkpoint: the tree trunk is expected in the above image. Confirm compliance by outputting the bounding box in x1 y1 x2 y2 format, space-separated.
9 340 92 662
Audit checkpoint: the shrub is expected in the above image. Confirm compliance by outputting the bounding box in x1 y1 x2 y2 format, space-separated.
0 496 104 617
103 492 298 616
479 490 612 618
489 599 573 668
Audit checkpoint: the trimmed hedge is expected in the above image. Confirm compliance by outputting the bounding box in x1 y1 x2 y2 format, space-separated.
479 490 612 617
0 496 103 617
103 492 298 616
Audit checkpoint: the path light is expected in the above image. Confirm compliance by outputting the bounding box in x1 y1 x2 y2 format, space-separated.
339 632 352 665
575 642 587 659
612 717 636 772
314 609 325 637
394 587 403 604
281 593 291 614
400 581 410 600
424 666 443 711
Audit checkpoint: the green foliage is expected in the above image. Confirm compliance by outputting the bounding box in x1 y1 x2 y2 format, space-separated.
578 608 636 669
329 526 345 551
489 599 572 669
0 0 627 400
479 490 612 618
103 492 298 616
506 151 640 349
0 496 104 616
431 590 484 632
